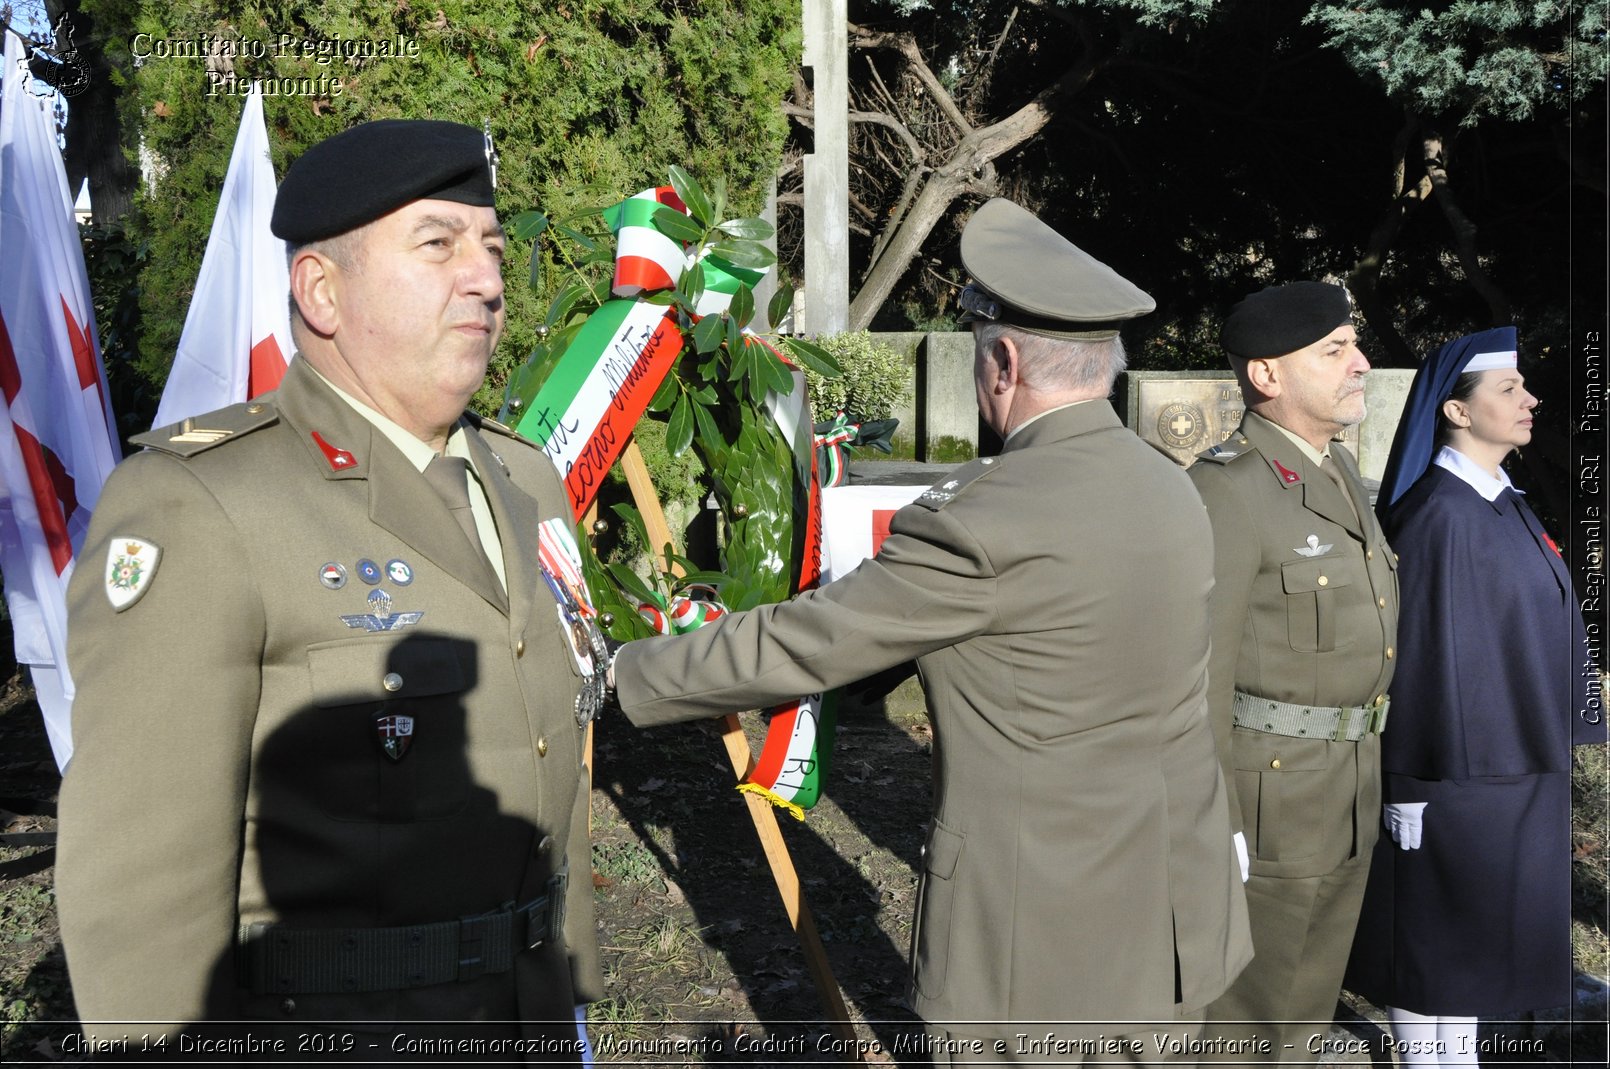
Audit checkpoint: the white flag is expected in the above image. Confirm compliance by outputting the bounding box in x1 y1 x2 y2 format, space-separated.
0 30 123 769
152 82 291 428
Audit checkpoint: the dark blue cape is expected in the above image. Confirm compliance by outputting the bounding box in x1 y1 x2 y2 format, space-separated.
1380 466 1604 779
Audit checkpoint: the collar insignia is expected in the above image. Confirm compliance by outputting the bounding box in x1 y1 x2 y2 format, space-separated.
311 431 357 471
1273 459 1302 485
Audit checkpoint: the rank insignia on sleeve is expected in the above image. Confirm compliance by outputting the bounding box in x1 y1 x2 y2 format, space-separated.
374 712 414 761
105 538 161 612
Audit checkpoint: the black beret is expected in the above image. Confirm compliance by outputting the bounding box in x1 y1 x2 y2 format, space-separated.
959 199 1154 340
1220 282 1353 359
271 120 494 244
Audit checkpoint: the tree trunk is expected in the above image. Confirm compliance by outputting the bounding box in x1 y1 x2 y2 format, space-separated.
1421 129 1512 326
1347 111 1428 368
46 0 136 225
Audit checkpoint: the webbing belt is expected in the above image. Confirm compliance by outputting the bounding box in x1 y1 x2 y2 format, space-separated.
1231 690 1389 742
239 871 566 995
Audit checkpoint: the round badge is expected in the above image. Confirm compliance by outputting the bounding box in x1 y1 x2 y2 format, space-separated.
318 562 347 590
1156 401 1208 451
357 559 382 585
386 559 414 585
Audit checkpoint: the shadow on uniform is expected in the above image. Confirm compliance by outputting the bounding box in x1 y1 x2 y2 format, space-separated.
589 699 929 1064
164 634 583 1062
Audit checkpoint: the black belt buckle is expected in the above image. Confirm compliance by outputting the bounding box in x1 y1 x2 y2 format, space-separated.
520 871 568 949
522 895 548 949
457 906 504 982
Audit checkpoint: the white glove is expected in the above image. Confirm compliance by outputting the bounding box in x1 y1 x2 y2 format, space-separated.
1383 802 1427 850
1233 831 1250 882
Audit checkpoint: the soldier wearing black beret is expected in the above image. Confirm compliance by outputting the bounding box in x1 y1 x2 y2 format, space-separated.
1187 282 1399 1062
58 121 604 1059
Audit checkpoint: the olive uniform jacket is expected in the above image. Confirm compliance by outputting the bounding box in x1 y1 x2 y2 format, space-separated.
616 403 1252 1037
57 358 603 1046
1186 411 1399 873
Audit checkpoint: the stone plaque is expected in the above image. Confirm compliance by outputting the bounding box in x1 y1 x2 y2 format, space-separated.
1121 372 1360 469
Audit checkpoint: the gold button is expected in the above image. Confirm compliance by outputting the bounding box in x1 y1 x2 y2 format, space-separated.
1386 647 1395 659
382 672 403 692
536 736 549 757
1366 549 1374 560
1394 552 1400 562
515 639 526 657
246 403 265 415
1374 695 1385 706
1317 575 1329 587
1378 597 1387 609
1270 758 1282 769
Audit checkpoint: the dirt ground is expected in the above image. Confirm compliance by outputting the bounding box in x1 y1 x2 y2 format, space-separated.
2 665 1606 1065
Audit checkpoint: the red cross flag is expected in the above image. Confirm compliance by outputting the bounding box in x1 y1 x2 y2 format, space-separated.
152 82 291 428
0 29 124 768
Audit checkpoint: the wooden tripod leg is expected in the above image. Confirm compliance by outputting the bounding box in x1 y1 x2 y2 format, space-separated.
717 715 862 1055
583 499 598 837
618 440 863 1059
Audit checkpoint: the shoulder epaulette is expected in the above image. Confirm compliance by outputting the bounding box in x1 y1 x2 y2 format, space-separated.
466 410 537 446
1194 436 1253 466
133 401 280 458
913 456 1002 510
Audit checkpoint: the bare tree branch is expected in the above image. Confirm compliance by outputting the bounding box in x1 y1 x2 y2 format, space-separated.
849 22 974 137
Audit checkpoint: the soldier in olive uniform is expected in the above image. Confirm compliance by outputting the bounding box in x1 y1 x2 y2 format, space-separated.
610 199 1252 1062
56 122 603 1057
1187 283 1398 1061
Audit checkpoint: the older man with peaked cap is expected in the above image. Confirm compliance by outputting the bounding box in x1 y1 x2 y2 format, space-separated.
609 198 1252 1062
1187 282 1398 1062
57 121 603 1058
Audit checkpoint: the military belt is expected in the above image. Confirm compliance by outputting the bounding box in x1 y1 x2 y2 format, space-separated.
1231 690 1389 742
239 870 566 996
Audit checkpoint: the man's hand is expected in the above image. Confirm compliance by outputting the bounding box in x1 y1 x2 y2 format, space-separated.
1233 831 1250 882
1383 802 1427 850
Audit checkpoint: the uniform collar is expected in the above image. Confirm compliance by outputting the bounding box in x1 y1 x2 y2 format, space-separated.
1433 445 1517 503
1005 397 1105 441
1257 412 1332 467
307 364 473 473
1003 398 1123 453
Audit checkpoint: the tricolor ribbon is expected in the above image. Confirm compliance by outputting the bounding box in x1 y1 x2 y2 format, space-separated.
516 187 766 518
813 411 859 488
602 187 767 315
517 182 834 816
739 369 834 819
635 583 728 636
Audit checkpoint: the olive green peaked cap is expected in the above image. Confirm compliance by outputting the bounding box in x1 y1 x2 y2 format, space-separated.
959 198 1155 340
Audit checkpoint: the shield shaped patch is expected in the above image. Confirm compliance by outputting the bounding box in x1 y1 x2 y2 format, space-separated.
374 712 415 761
105 538 161 612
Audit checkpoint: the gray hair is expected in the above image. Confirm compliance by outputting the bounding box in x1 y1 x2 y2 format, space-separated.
285 227 370 341
974 322 1127 394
